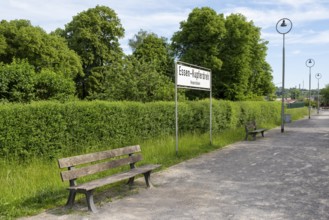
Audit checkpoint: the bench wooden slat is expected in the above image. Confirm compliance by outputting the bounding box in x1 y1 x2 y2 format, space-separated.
249 129 266 133
70 164 161 191
60 154 143 181
58 145 141 168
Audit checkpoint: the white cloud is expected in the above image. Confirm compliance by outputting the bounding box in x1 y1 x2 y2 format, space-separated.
226 3 329 30
304 30 329 44
292 50 301 55
1 0 87 31
276 0 318 8
122 11 188 35
221 0 329 52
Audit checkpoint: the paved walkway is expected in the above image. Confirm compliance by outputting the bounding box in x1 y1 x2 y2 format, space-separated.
22 111 329 220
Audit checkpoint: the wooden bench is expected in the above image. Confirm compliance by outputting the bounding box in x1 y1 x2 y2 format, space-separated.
245 121 267 141
58 145 161 213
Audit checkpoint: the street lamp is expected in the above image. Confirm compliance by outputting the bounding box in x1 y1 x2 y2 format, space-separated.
315 73 322 114
306 58 315 119
276 18 292 133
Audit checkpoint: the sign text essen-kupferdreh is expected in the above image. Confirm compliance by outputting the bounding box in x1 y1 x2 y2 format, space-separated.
176 63 211 90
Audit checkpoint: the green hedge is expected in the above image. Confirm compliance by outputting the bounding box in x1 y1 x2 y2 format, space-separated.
0 100 282 161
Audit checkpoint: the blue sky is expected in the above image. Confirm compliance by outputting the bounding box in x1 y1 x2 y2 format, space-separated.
1 0 329 89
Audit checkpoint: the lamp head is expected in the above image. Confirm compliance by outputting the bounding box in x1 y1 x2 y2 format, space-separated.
305 58 315 67
281 19 287 27
276 18 292 34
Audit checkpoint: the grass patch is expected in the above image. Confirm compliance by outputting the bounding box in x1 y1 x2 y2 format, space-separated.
0 129 245 219
0 159 67 219
141 128 246 168
286 107 309 120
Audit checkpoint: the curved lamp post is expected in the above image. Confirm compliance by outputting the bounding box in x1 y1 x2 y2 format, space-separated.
306 59 315 119
315 73 322 114
276 18 292 133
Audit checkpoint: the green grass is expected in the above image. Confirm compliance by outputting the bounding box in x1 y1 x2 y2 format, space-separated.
286 107 309 120
141 128 246 167
0 107 307 219
0 129 245 219
0 159 66 219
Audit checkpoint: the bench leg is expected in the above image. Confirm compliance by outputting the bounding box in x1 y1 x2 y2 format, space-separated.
85 190 97 213
261 131 264 137
143 171 153 188
252 134 256 141
65 189 76 209
245 133 249 141
127 177 135 189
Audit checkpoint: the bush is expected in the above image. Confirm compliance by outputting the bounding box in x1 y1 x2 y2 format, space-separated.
34 69 76 101
0 100 282 161
0 59 35 102
0 60 77 103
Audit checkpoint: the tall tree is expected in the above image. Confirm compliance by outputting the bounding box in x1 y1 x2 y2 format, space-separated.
172 8 274 100
129 29 154 52
130 30 174 79
221 14 274 100
171 7 226 99
0 19 83 79
61 5 125 98
218 14 256 100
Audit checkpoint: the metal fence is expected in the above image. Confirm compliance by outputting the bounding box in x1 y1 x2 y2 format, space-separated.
287 102 305 109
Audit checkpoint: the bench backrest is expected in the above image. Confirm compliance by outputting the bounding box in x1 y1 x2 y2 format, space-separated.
245 121 257 132
58 145 142 182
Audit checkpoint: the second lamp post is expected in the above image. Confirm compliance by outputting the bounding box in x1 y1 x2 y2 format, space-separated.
306 58 315 119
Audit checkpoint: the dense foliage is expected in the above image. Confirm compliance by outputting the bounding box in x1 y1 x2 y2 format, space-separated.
0 100 281 161
0 60 76 102
0 19 83 79
130 29 175 80
58 5 125 99
0 59 35 102
85 56 176 101
172 8 275 100
320 84 329 106
0 5 276 102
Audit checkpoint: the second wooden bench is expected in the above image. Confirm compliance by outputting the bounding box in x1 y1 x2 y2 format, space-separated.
245 121 267 141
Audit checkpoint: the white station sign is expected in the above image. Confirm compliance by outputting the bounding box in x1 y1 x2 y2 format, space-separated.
176 63 211 90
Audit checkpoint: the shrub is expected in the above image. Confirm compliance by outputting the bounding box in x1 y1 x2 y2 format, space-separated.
0 100 282 161
34 69 76 101
0 59 35 102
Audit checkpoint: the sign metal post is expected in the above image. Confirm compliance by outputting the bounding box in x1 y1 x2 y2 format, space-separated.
175 61 212 155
